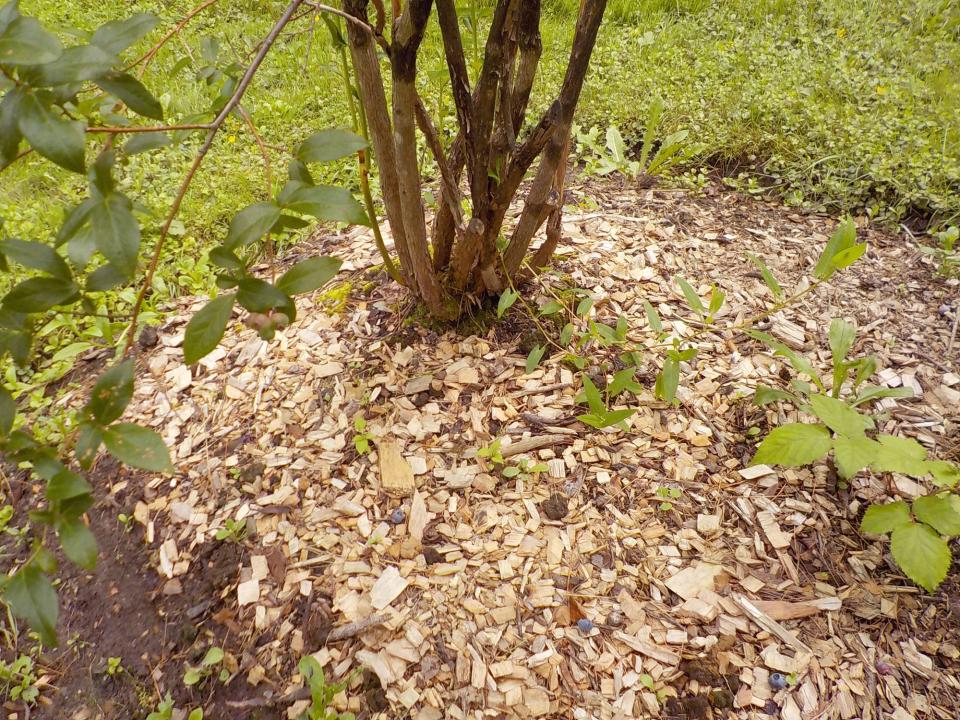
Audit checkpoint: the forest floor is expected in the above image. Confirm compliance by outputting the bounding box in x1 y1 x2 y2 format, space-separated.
15 177 960 720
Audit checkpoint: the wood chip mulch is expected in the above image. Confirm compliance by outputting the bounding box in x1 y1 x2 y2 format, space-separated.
110 179 959 720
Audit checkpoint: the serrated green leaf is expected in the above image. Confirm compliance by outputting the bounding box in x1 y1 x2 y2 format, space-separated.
912 494 960 537
184 293 234 364
833 434 880 478
95 71 163 119
872 434 929 477
91 13 158 54
675 276 705 314
745 252 783 299
927 461 960 489
276 256 341 295
0 238 70 279
58 517 98 570
3 276 78 312
18 93 85 173
890 521 950 592
86 359 133 425
860 500 911 534
808 394 873 436
225 201 280 248
0 16 62 65
103 423 172 472
3 566 58 646
296 129 366 163
752 423 832 467
525 344 546 374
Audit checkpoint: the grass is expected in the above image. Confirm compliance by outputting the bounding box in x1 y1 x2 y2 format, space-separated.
1 0 959 426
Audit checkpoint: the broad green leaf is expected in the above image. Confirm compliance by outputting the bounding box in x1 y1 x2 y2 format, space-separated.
912 494 960 537
225 202 281 248
74 422 103 469
183 667 202 686
643 300 662 333
3 566 58 646
0 87 23 166
0 384 13 435
497 289 518 318
0 16 62 65
86 263 127 291
608 368 642 397
91 13 159 54
201 647 224 665
91 193 140 277
814 218 857 280
0 238 70 279
831 242 866 270
87 359 133 425
833 434 880 479
872 434 929 477
576 296 593 317
25 43 115 85
3 276 78 312
47 469 92 500
296 129 367 163
525 345 545 374
654 356 680 403
890 521 950 592
747 330 825 390
283 185 369 226
808 394 873 436
56 197 96 245
828 318 855 366
209 245 244 272
927 461 960 489
103 423 172 472
276 256 342 295
559 323 574 346
675 276 705 314
851 385 913 407
860 500 911 534
753 385 797 406
184 294 234 364
18 93 85 173
539 300 564 316
707 285 725 316
581 375 605 415
58 517 98 570
123 131 170 154
752 423 832 467
746 252 783 299
236 278 290 314
95 72 163 119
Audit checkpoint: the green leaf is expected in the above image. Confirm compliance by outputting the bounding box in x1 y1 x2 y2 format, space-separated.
47 469 92 500
539 300 564 316
497 289 519 318
26 43 115 85
282 185 369 226
209 245 244 272
296 129 367 163
0 87 23 166
236 278 291 314
608 368 642 397
102 423 172 472
927 461 960 489
86 263 127 291
90 193 140 277
814 218 857 280
807 394 873 436
0 384 14 435
581 375 605 415
95 72 163 120
831 242 866 271
747 330 825 391
3 566 58 647
3 276 78 312
578 408 634 429
828 318 855 366
890 521 950 592
184 294 234 364
833 434 880 479
860 500 911 534
576 296 593 317
707 285 725 316
74 422 103 468
201 647 224 666
276 256 342 295
746 252 783 299
912 494 960 537
183 667 202 686
0 16 62 66
752 423 832 467
91 13 159 54
525 345 546 374
17 93 85 173
123 131 170 154
225 202 281 248
753 385 797 406
675 276 705 314
851 385 913 407
0 238 70 279
643 300 662 333
872 434 929 477
58 517 98 570
87 359 134 425
654 356 680 403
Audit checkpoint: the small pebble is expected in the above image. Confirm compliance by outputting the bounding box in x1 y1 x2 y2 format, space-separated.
576 618 594 634
605 609 624 628
769 672 787 690
389 508 406 525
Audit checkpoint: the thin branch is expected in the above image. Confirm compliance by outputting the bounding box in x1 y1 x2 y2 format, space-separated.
414 94 463 233
304 1 377 33
86 123 211 134
127 0 222 77
435 0 474 178
123 0 306 353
